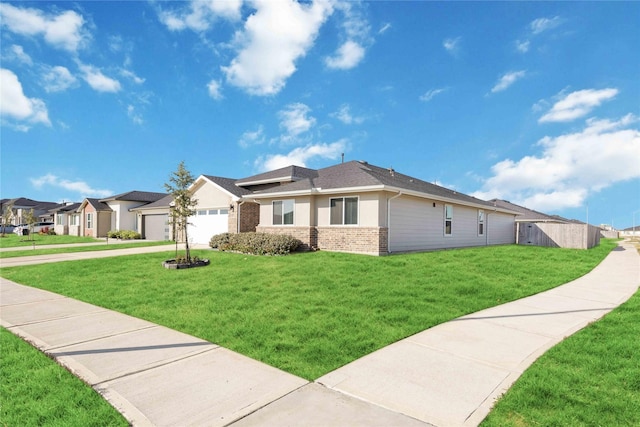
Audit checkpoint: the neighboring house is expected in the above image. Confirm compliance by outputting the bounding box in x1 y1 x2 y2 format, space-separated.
77 198 113 238
0 197 58 225
131 195 173 241
247 161 519 255
76 191 167 238
49 202 81 236
489 199 600 249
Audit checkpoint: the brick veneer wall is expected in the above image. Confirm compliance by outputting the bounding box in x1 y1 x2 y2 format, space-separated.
316 226 388 255
228 202 260 233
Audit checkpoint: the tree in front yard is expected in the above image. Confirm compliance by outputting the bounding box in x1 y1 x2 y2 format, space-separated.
1 201 14 237
22 209 37 240
164 161 198 263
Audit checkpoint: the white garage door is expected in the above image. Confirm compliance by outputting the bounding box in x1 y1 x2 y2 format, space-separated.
187 208 229 245
144 214 170 241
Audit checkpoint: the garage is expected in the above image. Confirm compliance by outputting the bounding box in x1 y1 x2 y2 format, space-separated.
143 214 170 241
187 208 229 245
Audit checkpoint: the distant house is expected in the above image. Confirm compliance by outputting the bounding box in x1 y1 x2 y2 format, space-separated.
77 191 167 238
130 195 174 241
49 202 82 236
0 197 58 225
489 199 600 249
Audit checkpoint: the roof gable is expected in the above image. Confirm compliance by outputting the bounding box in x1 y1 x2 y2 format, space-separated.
235 165 318 187
100 191 167 203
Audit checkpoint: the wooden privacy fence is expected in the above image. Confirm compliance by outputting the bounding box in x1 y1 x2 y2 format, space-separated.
516 222 601 249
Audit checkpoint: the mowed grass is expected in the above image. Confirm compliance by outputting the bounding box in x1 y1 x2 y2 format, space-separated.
0 240 174 259
482 286 640 426
0 240 617 380
0 234 100 248
0 328 128 427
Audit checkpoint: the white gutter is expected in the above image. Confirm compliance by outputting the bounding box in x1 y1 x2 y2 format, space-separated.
387 192 403 254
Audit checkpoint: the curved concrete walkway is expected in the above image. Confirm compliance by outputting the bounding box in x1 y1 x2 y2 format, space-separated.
1 241 638 426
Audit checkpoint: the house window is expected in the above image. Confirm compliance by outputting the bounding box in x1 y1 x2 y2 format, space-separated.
444 205 453 235
330 197 358 225
197 210 207 215
57 214 64 225
208 209 218 215
219 209 229 215
70 214 78 226
273 200 294 225
478 210 485 236
87 213 93 229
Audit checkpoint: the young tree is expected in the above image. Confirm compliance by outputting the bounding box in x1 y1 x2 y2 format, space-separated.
1 201 14 237
164 161 198 263
22 208 37 240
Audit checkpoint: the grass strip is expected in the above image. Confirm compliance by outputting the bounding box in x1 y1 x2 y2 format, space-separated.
481 286 640 426
0 240 616 380
0 240 174 259
0 235 101 248
0 328 128 427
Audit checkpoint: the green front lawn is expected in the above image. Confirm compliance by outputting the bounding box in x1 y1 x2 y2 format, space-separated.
482 287 640 426
0 234 100 248
0 240 617 380
0 328 128 427
0 240 175 259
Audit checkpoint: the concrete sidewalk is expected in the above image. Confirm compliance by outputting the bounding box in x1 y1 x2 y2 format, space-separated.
1 241 638 426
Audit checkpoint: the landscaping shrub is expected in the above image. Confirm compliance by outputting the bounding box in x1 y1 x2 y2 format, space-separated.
209 232 301 255
107 230 141 240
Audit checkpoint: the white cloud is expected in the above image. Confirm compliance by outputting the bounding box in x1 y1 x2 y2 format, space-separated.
278 103 316 140
325 40 365 70
127 105 143 125
78 64 121 93
120 69 145 85
420 87 448 102
6 44 33 65
530 16 562 35
222 0 334 96
443 37 461 54
0 3 87 52
515 39 530 53
159 0 242 31
491 70 526 93
42 65 77 92
378 23 391 34
539 88 619 123
207 79 223 100
0 68 50 130
256 140 346 171
331 104 364 124
472 115 640 211
239 125 265 149
30 174 112 198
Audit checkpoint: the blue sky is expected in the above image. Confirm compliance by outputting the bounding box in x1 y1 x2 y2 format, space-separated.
1 1 639 228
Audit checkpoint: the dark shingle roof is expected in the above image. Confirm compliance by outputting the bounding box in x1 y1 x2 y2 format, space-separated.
235 165 318 186
49 202 82 213
203 175 254 197
130 195 174 210
100 191 167 203
84 198 112 211
489 199 571 223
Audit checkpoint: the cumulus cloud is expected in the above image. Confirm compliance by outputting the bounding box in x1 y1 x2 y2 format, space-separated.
6 44 33 65
78 64 121 93
443 37 461 55
539 88 619 123
31 173 112 198
159 0 242 31
0 3 88 52
472 114 640 211
420 87 448 102
207 79 223 100
222 0 333 96
0 68 50 130
325 40 365 70
278 103 316 141
42 65 77 92
491 70 526 93
256 140 346 171
120 69 145 85
515 39 530 53
239 125 265 149
331 104 364 124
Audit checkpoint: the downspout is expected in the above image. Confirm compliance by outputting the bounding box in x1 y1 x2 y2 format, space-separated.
387 192 402 254
235 199 246 233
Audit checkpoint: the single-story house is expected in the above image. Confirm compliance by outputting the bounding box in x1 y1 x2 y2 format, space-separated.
0 197 58 225
131 195 173 241
76 191 167 238
49 202 82 236
489 199 600 249
245 161 519 255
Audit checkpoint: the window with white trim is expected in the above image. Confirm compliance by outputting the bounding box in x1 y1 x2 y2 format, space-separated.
57 213 64 225
330 197 358 225
478 209 485 236
87 213 93 229
444 204 453 235
273 200 294 225
70 214 78 226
